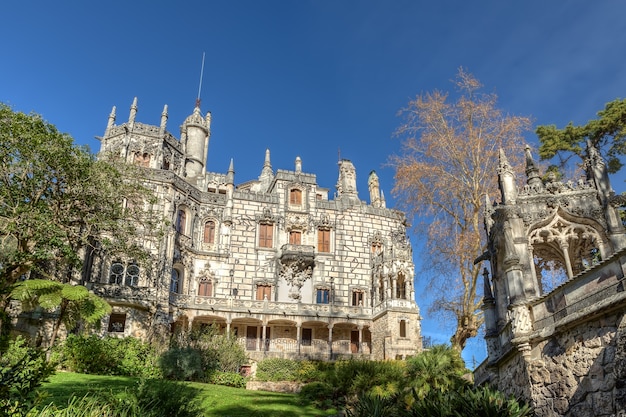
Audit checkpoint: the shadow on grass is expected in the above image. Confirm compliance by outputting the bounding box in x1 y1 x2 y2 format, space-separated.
41 372 139 406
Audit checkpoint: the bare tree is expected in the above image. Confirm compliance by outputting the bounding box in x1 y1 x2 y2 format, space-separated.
389 69 531 350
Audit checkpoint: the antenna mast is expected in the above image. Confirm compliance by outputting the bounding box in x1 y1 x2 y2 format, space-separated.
196 52 205 107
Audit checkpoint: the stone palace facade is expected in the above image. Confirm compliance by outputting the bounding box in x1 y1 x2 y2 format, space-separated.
85 98 422 361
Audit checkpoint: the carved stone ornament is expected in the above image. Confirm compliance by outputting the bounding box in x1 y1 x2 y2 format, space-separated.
510 305 532 334
285 212 312 232
279 258 313 300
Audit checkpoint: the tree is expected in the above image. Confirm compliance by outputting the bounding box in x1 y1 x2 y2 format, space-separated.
389 69 531 351
11 279 111 348
0 103 159 342
537 98 626 174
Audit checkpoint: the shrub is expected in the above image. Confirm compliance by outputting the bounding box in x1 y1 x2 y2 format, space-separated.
172 325 247 374
255 357 302 382
52 335 161 378
207 370 247 388
298 381 335 410
0 337 55 417
159 347 204 381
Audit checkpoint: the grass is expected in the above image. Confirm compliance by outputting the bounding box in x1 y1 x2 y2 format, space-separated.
41 372 338 417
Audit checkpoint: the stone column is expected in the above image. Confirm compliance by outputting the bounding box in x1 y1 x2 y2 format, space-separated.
328 323 334 358
358 325 363 354
261 323 267 352
559 241 574 279
226 319 231 335
296 323 302 355
392 276 397 299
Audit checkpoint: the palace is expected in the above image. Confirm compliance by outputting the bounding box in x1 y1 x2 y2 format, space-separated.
83 98 421 361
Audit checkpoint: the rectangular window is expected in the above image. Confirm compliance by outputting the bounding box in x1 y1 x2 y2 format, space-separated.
259 224 273 248
399 320 407 338
256 285 271 301
318 229 330 252
176 210 186 234
352 291 363 306
290 189 302 205
203 221 215 244
198 280 212 297
289 230 301 245
316 288 329 304
108 313 126 333
301 328 312 346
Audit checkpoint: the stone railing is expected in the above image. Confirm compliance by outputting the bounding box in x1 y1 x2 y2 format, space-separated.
168 293 372 317
531 251 626 333
92 283 157 304
372 298 418 314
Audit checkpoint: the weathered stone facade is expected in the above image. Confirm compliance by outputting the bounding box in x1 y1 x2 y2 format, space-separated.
81 98 421 361
475 144 626 416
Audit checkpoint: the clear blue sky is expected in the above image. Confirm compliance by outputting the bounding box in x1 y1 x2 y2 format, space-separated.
3 0 626 367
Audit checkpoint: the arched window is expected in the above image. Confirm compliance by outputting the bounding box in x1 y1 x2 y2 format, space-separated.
176 210 186 234
396 273 406 299
170 269 180 293
289 189 302 205
109 262 140 287
203 220 216 244
198 279 212 297
125 264 140 287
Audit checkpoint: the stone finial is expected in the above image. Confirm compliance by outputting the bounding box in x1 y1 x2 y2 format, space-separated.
368 170 381 208
498 148 517 205
129 97 138 125
525 145 543 189
205 111 212 130
160 104 168 133
227 158 235 184
380 189 386 208
295 156 302 173
336 159 358 197
105 105 116 136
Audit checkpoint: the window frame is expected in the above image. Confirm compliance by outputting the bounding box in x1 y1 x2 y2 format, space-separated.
256 284 272 301
318 229 331 252
289 188 302 205
203 220 216 244
108 313 127 333
289 230 302 245
399 320 407 338
259 223 274 248
198 278 213 297
316 288 330 304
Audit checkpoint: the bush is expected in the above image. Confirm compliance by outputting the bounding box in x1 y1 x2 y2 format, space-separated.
52 335 161 378
159 347 204 381
256 357 302 382
0 336 55 417
298 381 335 410
207 370 247 388
172 325 247 374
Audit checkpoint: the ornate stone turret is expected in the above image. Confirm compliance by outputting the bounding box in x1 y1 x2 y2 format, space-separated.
181 103 210 180
255 149 274 192
105 106 116 137
336 159 358 203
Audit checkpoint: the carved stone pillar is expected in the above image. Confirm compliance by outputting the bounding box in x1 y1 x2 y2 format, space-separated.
261 323 267 352
328 323 334 358
358 325 363 354
559 240 574 279
392 276 397 299
296 323 302 355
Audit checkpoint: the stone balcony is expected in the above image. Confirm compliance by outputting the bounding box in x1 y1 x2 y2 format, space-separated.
279 244 315 267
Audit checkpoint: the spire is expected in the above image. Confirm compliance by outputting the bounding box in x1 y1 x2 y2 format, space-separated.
105 106 116 136
257 149 274 191
380 190 386 208
159 104 168 134
368 170 381 208
128 97 138 126
524 145 543 190
227 158 235 184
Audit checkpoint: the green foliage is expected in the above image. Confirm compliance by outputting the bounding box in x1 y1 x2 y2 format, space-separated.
167 324 248 380
206 371 247 388
344 394 398 417
0 103 161 341
52 335 161 378
298 382 336 410
256 358 303 382
159 347 204 381
35 379 202 417
404 345 469 400
0 337 55 417
537 98 626 173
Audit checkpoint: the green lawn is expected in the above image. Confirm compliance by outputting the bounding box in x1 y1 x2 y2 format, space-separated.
41 372 338 417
